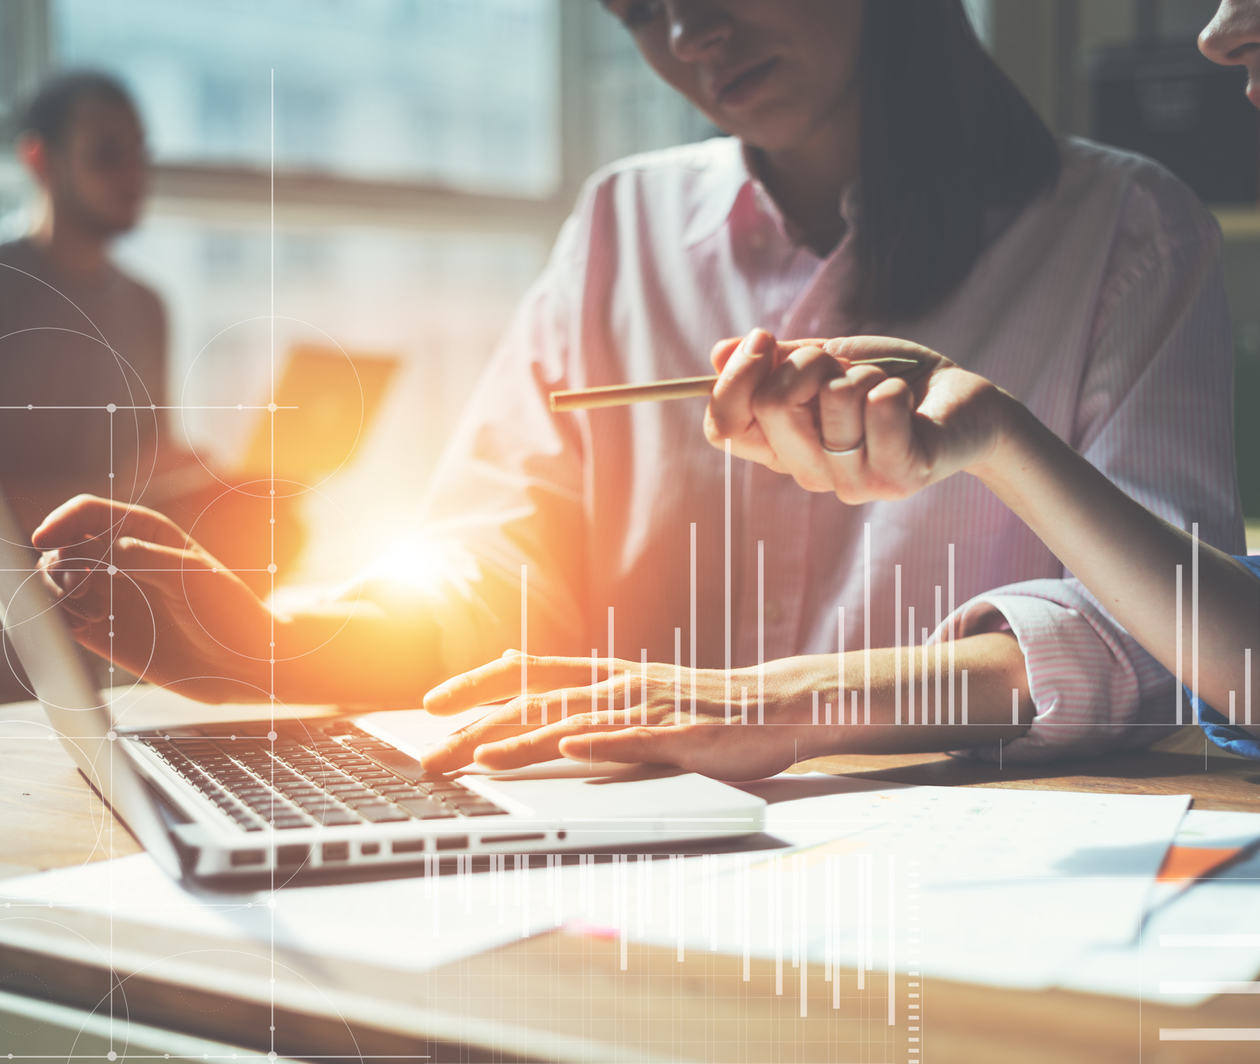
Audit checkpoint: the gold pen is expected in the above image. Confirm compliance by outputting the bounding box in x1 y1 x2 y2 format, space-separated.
549 355 923 412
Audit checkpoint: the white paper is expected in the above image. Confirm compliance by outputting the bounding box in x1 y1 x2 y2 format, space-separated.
0 779 1203 1003
0 850 560 976
1064 809 1260 1004
608 782 1194 990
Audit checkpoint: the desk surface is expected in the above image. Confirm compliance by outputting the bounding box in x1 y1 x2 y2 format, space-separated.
1 697 1258 1063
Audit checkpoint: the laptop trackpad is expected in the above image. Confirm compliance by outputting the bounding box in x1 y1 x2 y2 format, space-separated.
359 709 759 828
356 708 639 780
478 765 752 822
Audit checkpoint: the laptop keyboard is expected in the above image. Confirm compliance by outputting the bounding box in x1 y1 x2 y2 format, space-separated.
138 720 506 832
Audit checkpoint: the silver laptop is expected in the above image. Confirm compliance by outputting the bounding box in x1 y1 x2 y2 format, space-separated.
0 497 764 882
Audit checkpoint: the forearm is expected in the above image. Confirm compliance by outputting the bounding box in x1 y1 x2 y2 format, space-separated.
773 632 1033 757
974 398 1258 721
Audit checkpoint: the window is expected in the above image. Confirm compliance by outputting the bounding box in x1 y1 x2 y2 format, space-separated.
53 0 563 195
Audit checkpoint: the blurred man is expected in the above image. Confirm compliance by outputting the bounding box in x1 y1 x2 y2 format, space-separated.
0 71 167 701
0 71 166 530
0 71 300 701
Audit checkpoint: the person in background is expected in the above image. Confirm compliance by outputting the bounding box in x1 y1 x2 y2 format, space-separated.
0 71 298 633
0 71 165 533
0 71 168 703
35 1 1244 776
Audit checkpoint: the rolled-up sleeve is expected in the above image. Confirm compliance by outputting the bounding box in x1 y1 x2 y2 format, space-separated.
939 179 1245 762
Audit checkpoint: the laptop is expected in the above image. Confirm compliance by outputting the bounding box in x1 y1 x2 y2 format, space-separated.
0 497 765 883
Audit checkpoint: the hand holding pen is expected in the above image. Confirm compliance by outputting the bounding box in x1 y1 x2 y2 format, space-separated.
550 328 1010 505
701 330 1012 502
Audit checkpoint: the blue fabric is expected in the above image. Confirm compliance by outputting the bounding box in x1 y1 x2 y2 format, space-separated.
1190 554 1260 759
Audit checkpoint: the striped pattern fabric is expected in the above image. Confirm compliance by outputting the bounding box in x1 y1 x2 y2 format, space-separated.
417 136 1244 762
1192 555 1260 759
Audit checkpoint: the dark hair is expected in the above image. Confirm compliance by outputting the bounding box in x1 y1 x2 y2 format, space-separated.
17 70 137 147
854 0 1060 323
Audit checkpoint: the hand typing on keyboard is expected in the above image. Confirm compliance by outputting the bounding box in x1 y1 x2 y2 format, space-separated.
418 650 829 781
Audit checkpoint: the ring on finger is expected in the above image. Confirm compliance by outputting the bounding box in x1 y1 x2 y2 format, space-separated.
821 435 865 457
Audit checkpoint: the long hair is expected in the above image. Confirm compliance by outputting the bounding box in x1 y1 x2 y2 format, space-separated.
854 0 1060 324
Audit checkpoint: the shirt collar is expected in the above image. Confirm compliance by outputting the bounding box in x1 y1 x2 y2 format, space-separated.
680 137 752 249
681 138 859 251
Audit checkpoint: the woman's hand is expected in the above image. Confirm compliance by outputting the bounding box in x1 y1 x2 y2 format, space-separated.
31 494 275 701
703 329 1014 502
418 650 823 780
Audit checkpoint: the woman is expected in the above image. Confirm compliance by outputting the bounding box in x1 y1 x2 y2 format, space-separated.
606 0 1260 763
36 1 1242 777
703 0 1260 760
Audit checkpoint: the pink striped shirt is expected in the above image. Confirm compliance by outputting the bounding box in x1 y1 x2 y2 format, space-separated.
416 136 1244 762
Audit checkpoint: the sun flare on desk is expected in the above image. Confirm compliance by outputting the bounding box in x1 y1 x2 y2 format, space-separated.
268 530 477 619
366 534 472 596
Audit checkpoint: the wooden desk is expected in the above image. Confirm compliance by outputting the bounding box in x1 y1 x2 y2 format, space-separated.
1 698 1258 1063
801 744 1260 811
